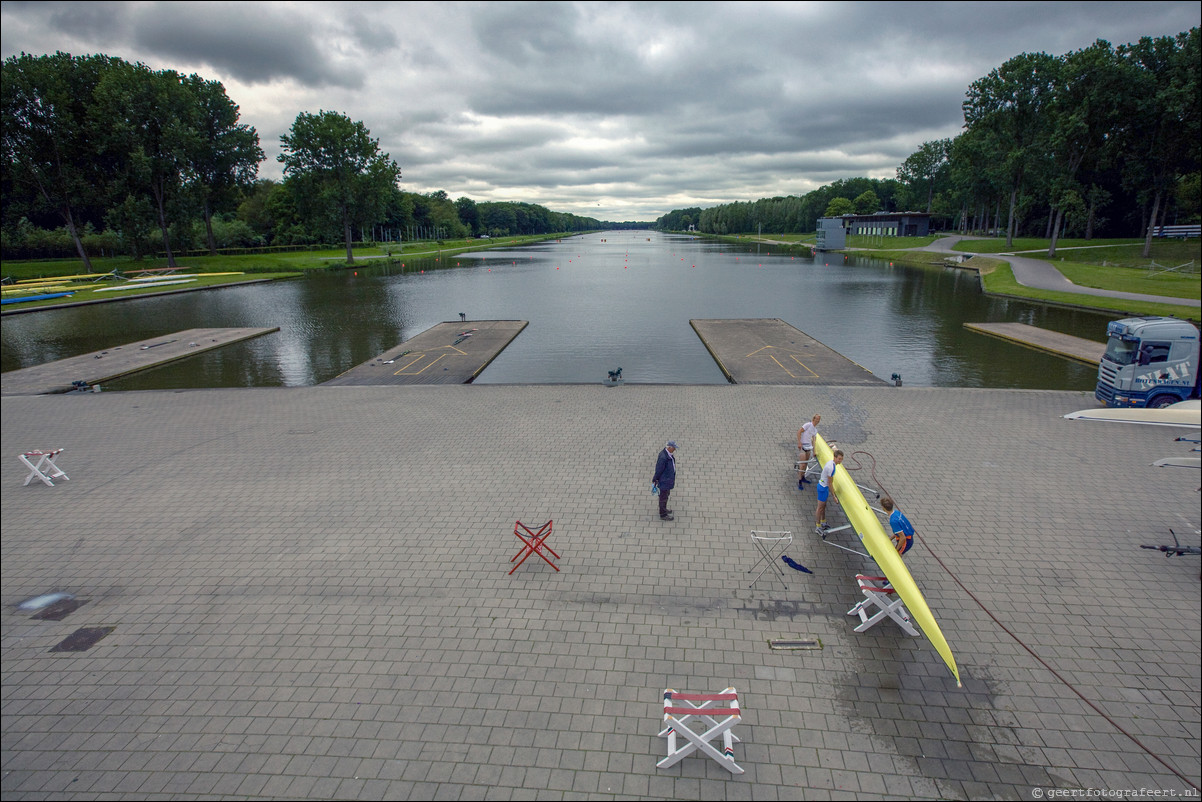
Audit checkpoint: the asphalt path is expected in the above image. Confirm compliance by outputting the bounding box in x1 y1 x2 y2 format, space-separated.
919 236 1200 308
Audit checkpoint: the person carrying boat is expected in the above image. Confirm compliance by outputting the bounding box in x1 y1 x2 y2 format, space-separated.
880 497 915 555
797 413 821 489
814 449 843 534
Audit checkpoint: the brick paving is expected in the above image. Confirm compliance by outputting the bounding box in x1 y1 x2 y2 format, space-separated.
1 384 1198 800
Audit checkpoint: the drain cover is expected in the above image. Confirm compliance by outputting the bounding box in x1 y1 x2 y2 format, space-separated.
50 626 114 652
768 638 821 650
32 598 87 621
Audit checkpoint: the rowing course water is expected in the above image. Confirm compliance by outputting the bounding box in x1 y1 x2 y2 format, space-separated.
0 232 1111 390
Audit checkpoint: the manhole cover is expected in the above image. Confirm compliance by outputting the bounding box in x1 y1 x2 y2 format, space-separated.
50 626 114 652
768 638 822 650
32 598 87 621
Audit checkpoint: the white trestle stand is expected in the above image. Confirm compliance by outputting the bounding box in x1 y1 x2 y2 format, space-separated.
657 688 744 775
847 575 918 635
795 455 821 484
747 530 793 589
19 449 68 487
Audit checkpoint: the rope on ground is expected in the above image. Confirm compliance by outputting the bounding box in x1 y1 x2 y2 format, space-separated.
847 449 1197 791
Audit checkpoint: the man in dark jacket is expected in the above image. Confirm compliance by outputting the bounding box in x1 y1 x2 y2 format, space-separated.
653 441 678 521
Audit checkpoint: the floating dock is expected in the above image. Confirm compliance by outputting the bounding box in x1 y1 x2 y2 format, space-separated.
0 328 279 396
964 322 1106 366
323 320 528 386
690 319 883 385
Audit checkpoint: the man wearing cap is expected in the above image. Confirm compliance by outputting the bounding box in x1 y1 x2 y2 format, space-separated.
653 441 678 521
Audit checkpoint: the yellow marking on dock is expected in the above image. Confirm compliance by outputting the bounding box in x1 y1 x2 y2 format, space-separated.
745 345 821 380
788 354 820 378
324 321 528 385
691 319 882 385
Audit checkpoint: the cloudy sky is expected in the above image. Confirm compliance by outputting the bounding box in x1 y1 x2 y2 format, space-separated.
2 1 1199 222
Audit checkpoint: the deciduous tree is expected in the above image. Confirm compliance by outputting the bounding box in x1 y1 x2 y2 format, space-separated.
278 110 401 263
823 197 855 218
2 52 119 270
1117 29 1200 256
186 76 263 255
963 51 1058 246
897 139 951 213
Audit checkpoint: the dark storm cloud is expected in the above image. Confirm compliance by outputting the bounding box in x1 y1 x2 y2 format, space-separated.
0 1 128 57
130 3 365 87
3 0 1199 220
42 0 129 43
343 9 400 53
463 1 741 118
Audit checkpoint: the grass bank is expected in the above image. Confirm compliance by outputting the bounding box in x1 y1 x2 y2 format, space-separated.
849 235 1199 320
969 257 1197 320
847 248 950 267
1 233 583 313
1 233 579 282
675 231 816 249
1 271 302 313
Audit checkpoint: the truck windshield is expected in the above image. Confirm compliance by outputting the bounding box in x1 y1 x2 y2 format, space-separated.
1103 338 1138 366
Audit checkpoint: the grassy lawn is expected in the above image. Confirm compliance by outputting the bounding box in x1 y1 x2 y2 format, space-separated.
848 248 950 267
1 234 581 313
949 236 1144 253
974 259 1198 319
1035 239 1199 267
0 234 576 282
950 236 1200 265
701 232 816 247
3 247 376 282
2 271 302 312
844 234 941 250
879 235 1199 309
845 240 1199 318
753 232 816 244
1053 262 1199 299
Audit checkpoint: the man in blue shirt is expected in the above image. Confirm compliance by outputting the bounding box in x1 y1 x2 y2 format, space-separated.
880 497 914 555
653 441 678 521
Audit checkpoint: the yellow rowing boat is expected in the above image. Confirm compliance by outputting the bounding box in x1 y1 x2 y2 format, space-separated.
814 434 961 686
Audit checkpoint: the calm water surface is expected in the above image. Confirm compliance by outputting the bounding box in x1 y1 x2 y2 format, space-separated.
2 232 1108 390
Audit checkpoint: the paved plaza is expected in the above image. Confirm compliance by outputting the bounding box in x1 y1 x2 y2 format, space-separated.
2 383 1199 800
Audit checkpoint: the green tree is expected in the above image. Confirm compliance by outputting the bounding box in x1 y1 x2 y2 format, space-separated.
946 127 1008 235
97 62 203 266
185 75 263 255
480 203 517 236
2 52 119 270
104 191 156 258
897 139 951 213
455 196 480 236
278 110 401 263
1043 41 1126 256
823 197 855 217
853 190 880 215
963 51 1058 246
1177 172 1200 223
1118 29 1201 256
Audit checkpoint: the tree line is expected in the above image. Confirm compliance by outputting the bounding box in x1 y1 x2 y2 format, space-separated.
654 177 902 235
658 28 1199 257
2 52 606 266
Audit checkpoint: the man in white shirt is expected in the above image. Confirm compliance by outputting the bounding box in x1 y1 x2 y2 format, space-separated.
796 413 820 489
814 448 843 534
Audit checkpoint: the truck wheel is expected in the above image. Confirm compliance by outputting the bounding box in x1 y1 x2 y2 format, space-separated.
1147 395 1177 409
